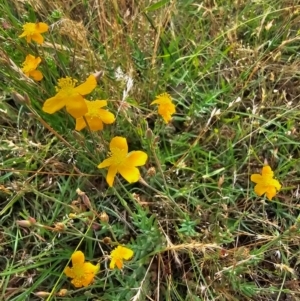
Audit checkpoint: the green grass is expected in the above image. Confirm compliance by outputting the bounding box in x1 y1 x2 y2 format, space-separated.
1 0 300 300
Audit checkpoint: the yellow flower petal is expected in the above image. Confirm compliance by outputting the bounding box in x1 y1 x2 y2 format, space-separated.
84 262 100 274
115 259 123 269
19 31 27 38
158 102 175 123
42 96 66 114
30 70 43 81
75 117 86 131
36 22 49 33
121 247 134 260
98 109 115 124
118 166 140 183
254 184 266 197
86 117 103 131
94 100 107 107
31 33 44 44
271 179 281 191
71 279 83 288
75 75 97 95
126 151 148 167
64 266 75 278
81 274 94 287
76 116 104 131
106 165 118 187
65 96 88 118
109 258 116 269
110 136 128 154
250 174 263 184
150 93 172 105
71 250 85 265
266 186 277 200
88 117 104 131
261 165 274 178
98 157 113 168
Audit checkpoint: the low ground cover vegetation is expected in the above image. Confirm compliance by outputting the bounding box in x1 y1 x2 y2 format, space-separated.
1 1 300 300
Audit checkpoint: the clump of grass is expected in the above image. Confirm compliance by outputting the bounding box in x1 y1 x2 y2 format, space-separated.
1 0 300 301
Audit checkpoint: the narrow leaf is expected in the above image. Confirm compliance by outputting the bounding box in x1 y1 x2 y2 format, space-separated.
145 0 170 12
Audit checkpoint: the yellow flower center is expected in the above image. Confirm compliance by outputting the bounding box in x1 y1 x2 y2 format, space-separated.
110 147 127 165
55 77 78 93
157 93 172 104
71 264 86 287
86 102 101 118
24 23 36 35
72 264 85 277
22 62 34 73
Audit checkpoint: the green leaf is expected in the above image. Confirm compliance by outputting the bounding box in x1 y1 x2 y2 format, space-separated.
145 0 170 12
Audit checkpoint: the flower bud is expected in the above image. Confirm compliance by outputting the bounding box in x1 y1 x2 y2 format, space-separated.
16 217 36 228
11 91 29 105
93 70 104 81
92 222 101 230
146 128 153 140
147 167 156 177
54 222 66 232
57 289 68 297
103 237 112 245
16 220 31 227
35 291 50 298
69 213 77 219
99 212 109 223
28 216 36 224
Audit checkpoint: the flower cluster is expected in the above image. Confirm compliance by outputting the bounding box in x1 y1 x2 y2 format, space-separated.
17 20 284 292
19 22 48 82
64 246 134 288
18 22 176 187
17 22 168 288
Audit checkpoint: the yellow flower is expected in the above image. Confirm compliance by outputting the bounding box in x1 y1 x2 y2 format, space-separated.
98 136 148 187
64 251 99 288
21 54 43 81
19 22 49 44
75 100 115 131
151 93 176 123
110 246 134 269
250 165 281 200
42 75 97 118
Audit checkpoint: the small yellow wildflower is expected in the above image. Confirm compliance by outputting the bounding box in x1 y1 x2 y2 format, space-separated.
151 93 176 123
98 136 148 187
110 246 134 269
250 165 281 200
21 54 43 81
42 75 97 118
75 100 115 131
19 22 49 44
64 250 99 288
